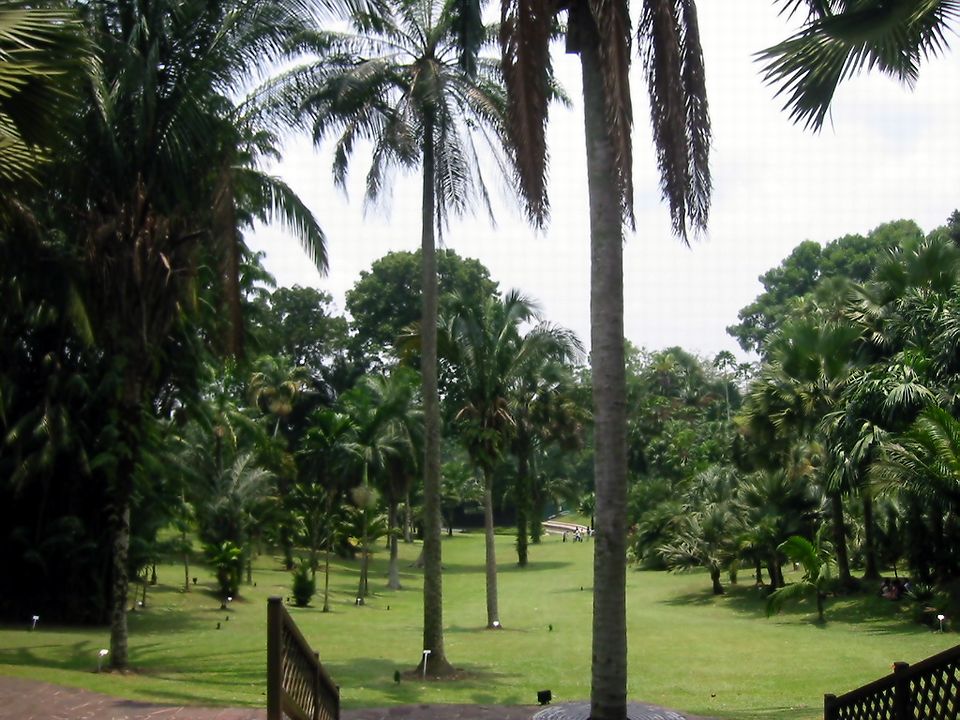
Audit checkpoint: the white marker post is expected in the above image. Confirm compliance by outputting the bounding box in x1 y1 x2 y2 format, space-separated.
422 649 431 679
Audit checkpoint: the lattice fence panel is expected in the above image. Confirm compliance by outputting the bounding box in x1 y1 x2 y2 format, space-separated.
835 684 896 720
282 624 318 720
910 661 960 720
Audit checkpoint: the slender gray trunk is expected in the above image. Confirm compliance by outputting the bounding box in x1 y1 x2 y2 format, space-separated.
830 491 852 587
862 491 880 581
576 5 629 716
404 490 413 543
418 113 453 675
388 501 402 589
482 470 501 628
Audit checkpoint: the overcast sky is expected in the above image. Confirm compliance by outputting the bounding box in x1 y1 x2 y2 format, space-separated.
249 0 960 362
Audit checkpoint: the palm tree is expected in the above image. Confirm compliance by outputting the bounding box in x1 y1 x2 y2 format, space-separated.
759 0 958 131
340 370 421 601
440 290 580 627
499 0 711 713
261 0 516 673
50 0 324 669
767 529 835 623
0 3 89 192
510 360 586 562
295 408 356 583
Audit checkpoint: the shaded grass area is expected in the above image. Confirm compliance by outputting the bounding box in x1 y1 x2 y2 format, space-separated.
0 531 954 720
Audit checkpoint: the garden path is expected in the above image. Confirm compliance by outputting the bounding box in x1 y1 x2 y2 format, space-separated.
0 676 713 720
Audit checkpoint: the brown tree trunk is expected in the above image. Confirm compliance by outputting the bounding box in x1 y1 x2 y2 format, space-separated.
417 113 453 676
830 491 852 587
515 438 530 566
576 5 629 716
388 501 402 590
862 491 880 581
483 469 501 628
710 567 725 595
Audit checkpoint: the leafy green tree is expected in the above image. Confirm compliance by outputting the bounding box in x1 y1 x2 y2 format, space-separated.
728 221 921 355
262 0 517 673
47 0 324 667
251 286 351 385
346 250 498 368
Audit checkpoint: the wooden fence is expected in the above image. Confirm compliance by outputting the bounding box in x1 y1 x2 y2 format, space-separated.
824 643 960 720
267 596 340 720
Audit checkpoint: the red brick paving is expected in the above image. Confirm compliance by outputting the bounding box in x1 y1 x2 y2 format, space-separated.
0 676 538 720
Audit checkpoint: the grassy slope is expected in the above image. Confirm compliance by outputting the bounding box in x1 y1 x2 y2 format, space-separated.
0 530 953 719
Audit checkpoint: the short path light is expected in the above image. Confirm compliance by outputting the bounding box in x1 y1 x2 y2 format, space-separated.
938 614 946 632
30 615 39 631
97 649 109 672
421 649 431 679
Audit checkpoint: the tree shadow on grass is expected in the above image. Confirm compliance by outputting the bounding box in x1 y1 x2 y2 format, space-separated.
662 583 929 635
433 561 574 576
0 640 164 672
323 656 518 706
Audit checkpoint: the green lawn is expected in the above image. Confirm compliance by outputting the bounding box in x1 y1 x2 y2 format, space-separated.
0 531 953 719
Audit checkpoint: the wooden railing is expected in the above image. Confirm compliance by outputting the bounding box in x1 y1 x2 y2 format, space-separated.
824 644 960 720
267 596 340 720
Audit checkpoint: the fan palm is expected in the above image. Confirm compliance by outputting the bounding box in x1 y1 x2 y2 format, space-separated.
498 0 711 712
759 0 959 131
261 0 516 672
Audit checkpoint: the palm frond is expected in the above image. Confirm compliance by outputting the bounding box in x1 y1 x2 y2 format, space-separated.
758 0 959 131
499 0 553 224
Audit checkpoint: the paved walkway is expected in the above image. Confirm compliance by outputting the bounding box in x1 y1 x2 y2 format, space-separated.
0 676 711 720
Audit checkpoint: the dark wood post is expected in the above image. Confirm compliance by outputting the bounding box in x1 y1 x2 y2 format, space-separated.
824 693 837 720
313 651 321 720
267 597 283 720
893 661 911 720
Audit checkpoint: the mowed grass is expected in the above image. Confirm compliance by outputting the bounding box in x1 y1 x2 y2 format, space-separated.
0 530 954 720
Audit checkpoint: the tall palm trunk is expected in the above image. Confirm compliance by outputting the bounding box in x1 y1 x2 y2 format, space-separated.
418 113 453 676
109 375 143 669
861 491 880 581
515 435 531 566
830 491 852 587
576 5 628 717
387 500 402 589
404 490 413 543
482 468 501 628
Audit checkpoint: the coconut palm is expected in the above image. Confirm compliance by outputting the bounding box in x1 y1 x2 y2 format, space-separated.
440 289 580 628
0 3 89 191
49 0 324 668
759 0 959 131
261 0 516 672
499 0 711 712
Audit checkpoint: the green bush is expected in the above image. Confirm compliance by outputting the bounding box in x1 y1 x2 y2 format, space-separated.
207 541 243 599
291 560 316 607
